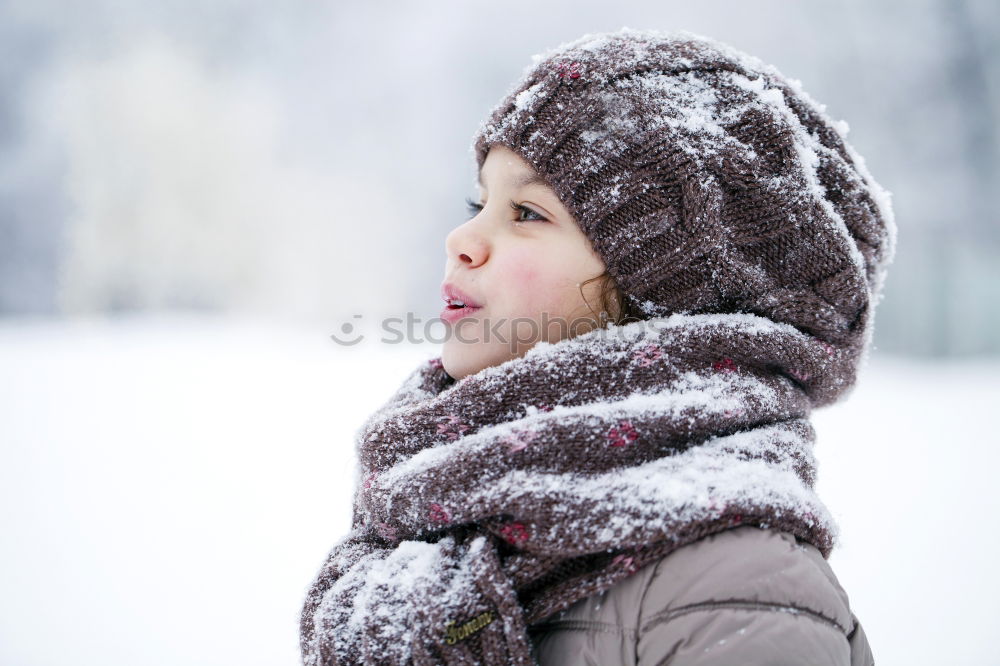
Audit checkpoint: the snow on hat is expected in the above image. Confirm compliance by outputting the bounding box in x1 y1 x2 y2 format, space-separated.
471 27 896 360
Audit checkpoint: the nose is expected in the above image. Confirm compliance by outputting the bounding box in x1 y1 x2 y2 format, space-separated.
445 216 489 268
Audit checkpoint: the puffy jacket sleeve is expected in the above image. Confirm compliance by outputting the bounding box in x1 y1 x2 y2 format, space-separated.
636 526 874 666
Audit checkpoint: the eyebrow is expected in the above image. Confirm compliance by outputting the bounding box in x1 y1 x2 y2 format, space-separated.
477 171 550 190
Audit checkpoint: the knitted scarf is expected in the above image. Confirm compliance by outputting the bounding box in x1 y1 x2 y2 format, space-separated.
299 311 848 665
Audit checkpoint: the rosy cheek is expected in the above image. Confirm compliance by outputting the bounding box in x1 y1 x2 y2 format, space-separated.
499 248 580 316
512 267 565 311
497 250 536 286
509 263 537 287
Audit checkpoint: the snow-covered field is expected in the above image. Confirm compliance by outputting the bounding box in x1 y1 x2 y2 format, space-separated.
1 314 996 665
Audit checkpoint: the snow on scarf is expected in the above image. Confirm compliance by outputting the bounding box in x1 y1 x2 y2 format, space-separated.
299 311 848 665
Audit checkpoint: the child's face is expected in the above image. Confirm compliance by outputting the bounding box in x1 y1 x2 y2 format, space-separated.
440 145 607 381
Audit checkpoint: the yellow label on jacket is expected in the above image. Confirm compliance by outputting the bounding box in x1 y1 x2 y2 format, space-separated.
444 610 495 644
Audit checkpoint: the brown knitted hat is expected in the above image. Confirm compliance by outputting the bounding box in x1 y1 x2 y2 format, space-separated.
471 28 895 364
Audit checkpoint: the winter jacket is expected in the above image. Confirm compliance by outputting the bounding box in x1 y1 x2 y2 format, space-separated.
528 525 874 665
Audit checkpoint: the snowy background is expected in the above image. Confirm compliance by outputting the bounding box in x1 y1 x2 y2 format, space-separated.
1 0 998 664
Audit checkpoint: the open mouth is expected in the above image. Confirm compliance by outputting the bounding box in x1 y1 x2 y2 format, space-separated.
440 282 484 322
440 298 483 323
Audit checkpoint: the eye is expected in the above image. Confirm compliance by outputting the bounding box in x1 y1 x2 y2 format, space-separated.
508 200 547 223
464 196 483 219
464 197 549 224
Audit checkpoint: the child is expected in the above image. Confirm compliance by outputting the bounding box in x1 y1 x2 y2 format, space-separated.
300 27 893 665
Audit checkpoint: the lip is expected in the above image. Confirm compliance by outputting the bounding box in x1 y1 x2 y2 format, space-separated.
441 282 484 308
440 281 484 323
439 303 483 324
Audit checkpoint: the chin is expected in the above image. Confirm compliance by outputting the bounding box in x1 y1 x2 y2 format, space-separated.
441 346 476 382
442 342 511 381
